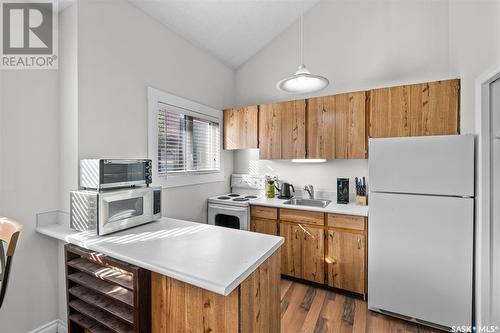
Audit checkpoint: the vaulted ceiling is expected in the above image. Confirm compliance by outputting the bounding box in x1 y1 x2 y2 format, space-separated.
129 0 320 69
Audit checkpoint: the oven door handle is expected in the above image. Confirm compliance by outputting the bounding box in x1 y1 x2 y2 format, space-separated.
208 204 248 212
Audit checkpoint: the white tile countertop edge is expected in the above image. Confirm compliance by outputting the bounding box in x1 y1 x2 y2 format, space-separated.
249 197 369 216
36 217 284 296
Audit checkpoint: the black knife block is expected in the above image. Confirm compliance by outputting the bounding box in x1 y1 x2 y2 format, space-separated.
337 178 349 204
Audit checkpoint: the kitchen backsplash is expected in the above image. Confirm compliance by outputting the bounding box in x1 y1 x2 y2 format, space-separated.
234 149 368 200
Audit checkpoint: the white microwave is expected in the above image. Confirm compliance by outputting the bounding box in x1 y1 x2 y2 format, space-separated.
70 186 161 235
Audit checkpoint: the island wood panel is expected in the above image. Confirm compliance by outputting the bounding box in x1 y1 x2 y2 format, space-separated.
281 100 306 159
280 223 302 278
223 106 258 150
369 85 411 138
259 102 282 159
326 230 366 294
279 208 325 226
307 95 336 159
252 218 279 236
151 251 281 333
335 91 367 159
151 272 239 332
240 251 281 333
409 79 460 136
301 225 325 284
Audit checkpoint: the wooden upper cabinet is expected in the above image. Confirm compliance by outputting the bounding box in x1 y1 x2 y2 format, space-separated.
369 85 410 138
307 92 366 160
335 91 367 159
409 80 460 136
259 100 306 160
258 102 282 159
223 106 258 150
307 95 336 159
369 79 459 138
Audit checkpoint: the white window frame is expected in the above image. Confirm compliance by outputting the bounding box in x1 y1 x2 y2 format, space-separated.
148 87 224 188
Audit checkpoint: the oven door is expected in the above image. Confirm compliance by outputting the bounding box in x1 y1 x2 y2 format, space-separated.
98 187 153 235
208 203 249 230
100 159 151 189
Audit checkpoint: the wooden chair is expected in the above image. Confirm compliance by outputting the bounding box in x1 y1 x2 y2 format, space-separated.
0 217 23 309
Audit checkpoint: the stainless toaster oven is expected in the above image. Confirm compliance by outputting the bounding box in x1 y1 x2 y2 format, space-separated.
80 159 152 190
70 186 161 235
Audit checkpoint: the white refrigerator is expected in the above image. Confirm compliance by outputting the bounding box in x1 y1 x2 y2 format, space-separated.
368 134 474 330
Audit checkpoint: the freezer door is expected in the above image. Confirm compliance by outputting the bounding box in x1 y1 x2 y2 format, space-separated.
369 135 474 197
368 192 473 328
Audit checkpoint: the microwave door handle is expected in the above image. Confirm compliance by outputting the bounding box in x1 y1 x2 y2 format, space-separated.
209 204 248 212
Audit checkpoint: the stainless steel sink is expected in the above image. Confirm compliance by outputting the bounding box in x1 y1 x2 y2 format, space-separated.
282 198 331 208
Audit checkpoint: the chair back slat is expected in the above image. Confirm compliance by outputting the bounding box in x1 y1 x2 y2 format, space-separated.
0 217 23 257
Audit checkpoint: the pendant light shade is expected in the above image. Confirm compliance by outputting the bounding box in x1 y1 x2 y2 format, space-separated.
277 64 329 94
277 8 329 94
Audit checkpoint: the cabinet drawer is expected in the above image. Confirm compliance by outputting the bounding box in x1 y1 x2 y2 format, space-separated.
251 206 278 220
280 209 324 226
327 214 366 231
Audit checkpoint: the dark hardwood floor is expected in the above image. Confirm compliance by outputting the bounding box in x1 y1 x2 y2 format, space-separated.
280 279 444 333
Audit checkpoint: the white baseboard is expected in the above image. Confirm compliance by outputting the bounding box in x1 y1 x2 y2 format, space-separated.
29 319 66 333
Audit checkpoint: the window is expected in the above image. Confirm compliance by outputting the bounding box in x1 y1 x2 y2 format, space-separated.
148 87 224 188
157 103 220 175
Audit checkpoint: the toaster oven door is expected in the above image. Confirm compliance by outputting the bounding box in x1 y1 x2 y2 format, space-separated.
98 187 153 235
100 159 151 189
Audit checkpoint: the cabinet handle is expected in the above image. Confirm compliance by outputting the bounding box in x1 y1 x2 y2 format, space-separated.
299 224 316 240
357 237 361 249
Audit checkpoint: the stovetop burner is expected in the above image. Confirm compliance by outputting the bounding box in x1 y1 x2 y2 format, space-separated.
227 194 240 197
232 198 249 202
217 196 230 200
244 195 257 199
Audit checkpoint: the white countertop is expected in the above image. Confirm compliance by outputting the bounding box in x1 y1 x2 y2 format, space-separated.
249 197 369 217
36 217 284 296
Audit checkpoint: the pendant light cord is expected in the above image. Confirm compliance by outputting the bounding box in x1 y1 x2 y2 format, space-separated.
300 6 303 66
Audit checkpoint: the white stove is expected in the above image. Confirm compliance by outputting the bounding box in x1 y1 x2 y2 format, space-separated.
207 174 264 230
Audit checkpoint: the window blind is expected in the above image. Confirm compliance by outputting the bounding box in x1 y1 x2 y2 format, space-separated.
157 102 220 175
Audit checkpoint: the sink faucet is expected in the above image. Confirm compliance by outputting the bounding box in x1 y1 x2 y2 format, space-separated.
304 185 314 199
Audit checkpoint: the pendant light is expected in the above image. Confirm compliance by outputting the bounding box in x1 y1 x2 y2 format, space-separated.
276 8 329 94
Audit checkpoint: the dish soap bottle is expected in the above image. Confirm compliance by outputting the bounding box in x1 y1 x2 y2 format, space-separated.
265 176 276 198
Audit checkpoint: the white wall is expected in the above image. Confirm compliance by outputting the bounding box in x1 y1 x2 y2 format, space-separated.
234 0 452 192
76 0 235 223
0 70 60 331
235 0 452 107
449 0 500 134
234 149 367 196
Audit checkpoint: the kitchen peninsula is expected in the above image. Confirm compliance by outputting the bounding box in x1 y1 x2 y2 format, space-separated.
37 217 284 332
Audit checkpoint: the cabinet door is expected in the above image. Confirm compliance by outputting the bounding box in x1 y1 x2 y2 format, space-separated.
327 230 366 294
252 218 278 236
281 100 306 159
335 92 367 159
259 103 282 159
369 79 459 138
369 85 410 138
279 223 302 278
307 96 336 159
301 225 325 284
409 79 459 136
223 106 258 150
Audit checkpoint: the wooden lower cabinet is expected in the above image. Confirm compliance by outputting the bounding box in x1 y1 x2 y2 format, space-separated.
252 218 278 236
251 206 367 295
326 230 366 294
279 222 324 284
301 225 325 284
280 223 302 278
